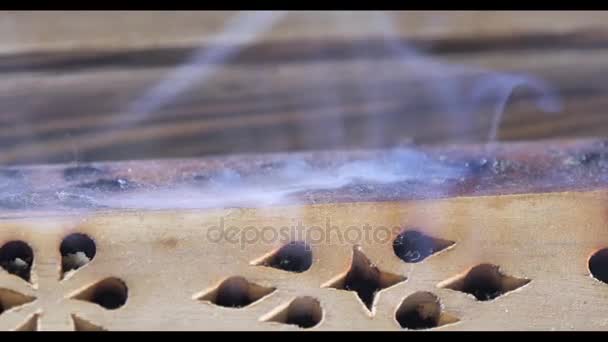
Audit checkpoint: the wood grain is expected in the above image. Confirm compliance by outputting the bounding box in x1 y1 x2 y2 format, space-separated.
1 11 608 165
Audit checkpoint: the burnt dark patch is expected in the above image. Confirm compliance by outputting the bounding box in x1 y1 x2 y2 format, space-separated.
259 161 287 170
464 158 490 175
578 152 602 165
76 178 135 192
63 165 105 181
192 173 212 182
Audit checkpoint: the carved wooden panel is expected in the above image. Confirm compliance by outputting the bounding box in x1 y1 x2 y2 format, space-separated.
1 140 608 330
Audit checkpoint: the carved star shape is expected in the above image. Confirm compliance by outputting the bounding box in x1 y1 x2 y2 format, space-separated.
0 236 125 331
323 246 406 313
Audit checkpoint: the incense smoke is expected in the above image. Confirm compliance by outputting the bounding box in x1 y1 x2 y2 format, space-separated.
0 11 563 212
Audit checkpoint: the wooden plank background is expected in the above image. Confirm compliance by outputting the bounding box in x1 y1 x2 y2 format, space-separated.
1 11 608 165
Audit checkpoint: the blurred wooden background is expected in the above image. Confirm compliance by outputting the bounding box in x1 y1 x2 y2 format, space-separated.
1 11 608 165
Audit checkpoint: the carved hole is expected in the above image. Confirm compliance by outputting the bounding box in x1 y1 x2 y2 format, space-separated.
393 230 454 263
254 241 313 273
197 276 275 308
72 314 107 331
325 247 405 311
15 313 39 331
0 241 33 282
396 292 458 330
0 288 36 315
589 248 608 284
438 263 530 301
264 297 323 329
72 277 128 310
60 233 96 278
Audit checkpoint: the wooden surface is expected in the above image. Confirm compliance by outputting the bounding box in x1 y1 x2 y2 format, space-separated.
0 140 608 330
3 139 608 216
2 11 608 165
2 189 608 330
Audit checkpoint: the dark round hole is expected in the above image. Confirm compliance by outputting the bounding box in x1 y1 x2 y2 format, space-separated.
208 276 275 309
396 292 441 330
60 233 96 274
284 297 323 329
215 277 253 308
0 241 33 282
265 241 312 273
440 263 529 302
393 230 444 263
90 279 128 310
589 248 608 284
287 311 319 329
459 264 503 301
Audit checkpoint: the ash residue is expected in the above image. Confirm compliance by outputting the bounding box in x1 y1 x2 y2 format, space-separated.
97 149 469 210
76 178 136 192
562 151 608 168
463 158 490 174
54 191 102 209
192 169 242 185
0 190 102 210
0 193 40 210
558 147 608 188
4 142 608 213
258 161 288 171
461 157 520 176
